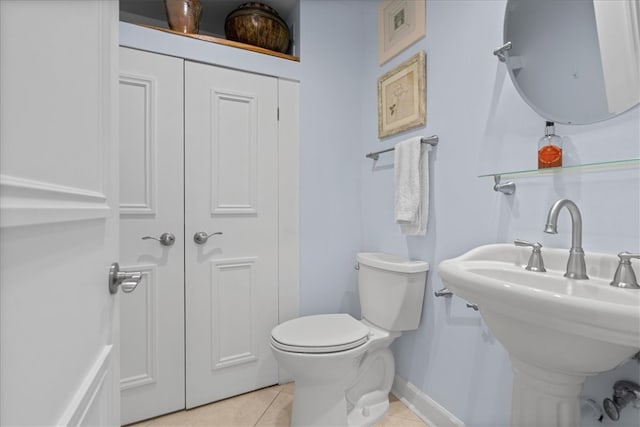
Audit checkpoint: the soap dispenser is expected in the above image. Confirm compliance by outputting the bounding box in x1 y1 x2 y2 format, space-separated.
538 121 563 169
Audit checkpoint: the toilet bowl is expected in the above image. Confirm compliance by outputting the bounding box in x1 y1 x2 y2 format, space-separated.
270 253 429 427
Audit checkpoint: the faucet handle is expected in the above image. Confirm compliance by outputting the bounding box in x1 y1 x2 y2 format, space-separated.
514 239 546 272
617 252 640 262
514 239 542 250
610 252 640 289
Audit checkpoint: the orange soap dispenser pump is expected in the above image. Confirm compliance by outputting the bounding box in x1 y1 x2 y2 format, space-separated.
538 121 563 169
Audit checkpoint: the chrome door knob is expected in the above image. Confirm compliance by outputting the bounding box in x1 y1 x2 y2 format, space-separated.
142 232 176 247
109 262 143 294
193 231 223 245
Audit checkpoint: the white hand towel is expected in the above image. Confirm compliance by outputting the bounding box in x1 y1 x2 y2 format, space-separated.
394 137 429 236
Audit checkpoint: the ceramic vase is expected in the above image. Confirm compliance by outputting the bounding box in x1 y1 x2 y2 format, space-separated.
164 0 202 34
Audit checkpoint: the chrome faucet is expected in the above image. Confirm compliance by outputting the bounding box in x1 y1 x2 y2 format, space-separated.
544 199 589 279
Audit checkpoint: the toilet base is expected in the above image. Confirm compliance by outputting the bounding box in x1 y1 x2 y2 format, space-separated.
291 380 349 427
347 390 390 427
291 381 390 427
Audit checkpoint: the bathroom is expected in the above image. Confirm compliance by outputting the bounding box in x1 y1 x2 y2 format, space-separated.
1 0 639 426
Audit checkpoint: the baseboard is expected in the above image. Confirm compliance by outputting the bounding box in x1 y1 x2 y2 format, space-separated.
391 374 465 427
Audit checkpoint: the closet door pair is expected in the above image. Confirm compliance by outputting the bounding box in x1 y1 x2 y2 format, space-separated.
119 47 279 425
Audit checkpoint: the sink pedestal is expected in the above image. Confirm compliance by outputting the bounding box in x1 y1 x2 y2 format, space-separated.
511 358 584 427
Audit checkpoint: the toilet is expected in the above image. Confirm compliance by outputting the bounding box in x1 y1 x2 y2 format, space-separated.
270 252 429 427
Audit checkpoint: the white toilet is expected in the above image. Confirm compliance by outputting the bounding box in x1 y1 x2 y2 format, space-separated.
270 252 429 427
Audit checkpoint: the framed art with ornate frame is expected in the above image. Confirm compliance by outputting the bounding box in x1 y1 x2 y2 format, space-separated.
377 51 426 138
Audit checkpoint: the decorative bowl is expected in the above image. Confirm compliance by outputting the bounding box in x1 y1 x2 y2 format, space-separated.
224 2 290 53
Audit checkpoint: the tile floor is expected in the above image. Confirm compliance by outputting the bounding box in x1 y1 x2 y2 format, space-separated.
128 383 429 427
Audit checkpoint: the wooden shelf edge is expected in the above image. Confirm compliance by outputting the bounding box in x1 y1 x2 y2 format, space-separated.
138 24 300 62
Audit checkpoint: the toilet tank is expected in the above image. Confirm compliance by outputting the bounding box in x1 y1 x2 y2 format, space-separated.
357 253 429 331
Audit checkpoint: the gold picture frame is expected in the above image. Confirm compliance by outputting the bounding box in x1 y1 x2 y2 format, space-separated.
377 51 426 139
378 0 426 65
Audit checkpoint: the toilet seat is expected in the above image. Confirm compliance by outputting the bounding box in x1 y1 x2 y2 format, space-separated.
271 314 369 354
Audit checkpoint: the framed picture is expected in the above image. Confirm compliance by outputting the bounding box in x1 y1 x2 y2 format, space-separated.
378 0 426 65
377 51 426 138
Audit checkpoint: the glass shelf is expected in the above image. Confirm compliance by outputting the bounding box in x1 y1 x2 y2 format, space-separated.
479 158 640 179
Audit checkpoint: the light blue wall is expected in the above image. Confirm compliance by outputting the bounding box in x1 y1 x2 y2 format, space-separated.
299 0 365 317
300 1 640 426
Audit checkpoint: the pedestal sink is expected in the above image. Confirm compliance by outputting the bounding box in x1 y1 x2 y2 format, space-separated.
438 244 640 426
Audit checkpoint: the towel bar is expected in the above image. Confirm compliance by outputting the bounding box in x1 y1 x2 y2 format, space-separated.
366 135 439 160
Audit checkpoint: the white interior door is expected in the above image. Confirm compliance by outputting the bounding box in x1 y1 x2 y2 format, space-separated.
0 1 120 425
184 61 280 408
119 47 186 425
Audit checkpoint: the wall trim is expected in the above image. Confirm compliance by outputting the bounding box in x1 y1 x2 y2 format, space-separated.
391 374 465 427
57 345 113 426
276 79 299 384
0 174 111 227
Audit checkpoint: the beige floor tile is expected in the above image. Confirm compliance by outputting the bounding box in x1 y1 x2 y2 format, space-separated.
144 409 197 426
269 384 284 393
385 395 424 423
268 382 292 394
187 387 280 427
255 390 293 427
374 414 430 427
279 382 294 395
127 384 428 427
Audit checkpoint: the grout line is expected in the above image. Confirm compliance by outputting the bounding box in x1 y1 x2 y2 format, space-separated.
253 387 282 426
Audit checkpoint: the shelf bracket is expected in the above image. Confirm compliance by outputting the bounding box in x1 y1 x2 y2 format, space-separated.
493 175 515 195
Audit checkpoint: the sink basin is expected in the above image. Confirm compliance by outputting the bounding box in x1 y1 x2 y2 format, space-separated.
438 244 640 426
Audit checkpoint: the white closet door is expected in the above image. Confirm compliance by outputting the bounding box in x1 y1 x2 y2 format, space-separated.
119 47 186 425
0 1 119 425
184 61 279 408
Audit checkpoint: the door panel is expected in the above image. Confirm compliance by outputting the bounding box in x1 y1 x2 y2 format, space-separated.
184 61 279 408
0 1 119 425
210 91 258 214
120 264 158 390
210 257 259 369
119 47 185 425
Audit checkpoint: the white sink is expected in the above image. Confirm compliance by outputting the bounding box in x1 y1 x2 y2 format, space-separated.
438 244 640 426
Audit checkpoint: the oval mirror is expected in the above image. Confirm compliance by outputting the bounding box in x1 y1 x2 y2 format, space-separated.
504 0 640 124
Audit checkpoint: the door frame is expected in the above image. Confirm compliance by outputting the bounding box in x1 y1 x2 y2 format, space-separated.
276 78 300 377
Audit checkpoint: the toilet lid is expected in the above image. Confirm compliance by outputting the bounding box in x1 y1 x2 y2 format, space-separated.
271 314 369 354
